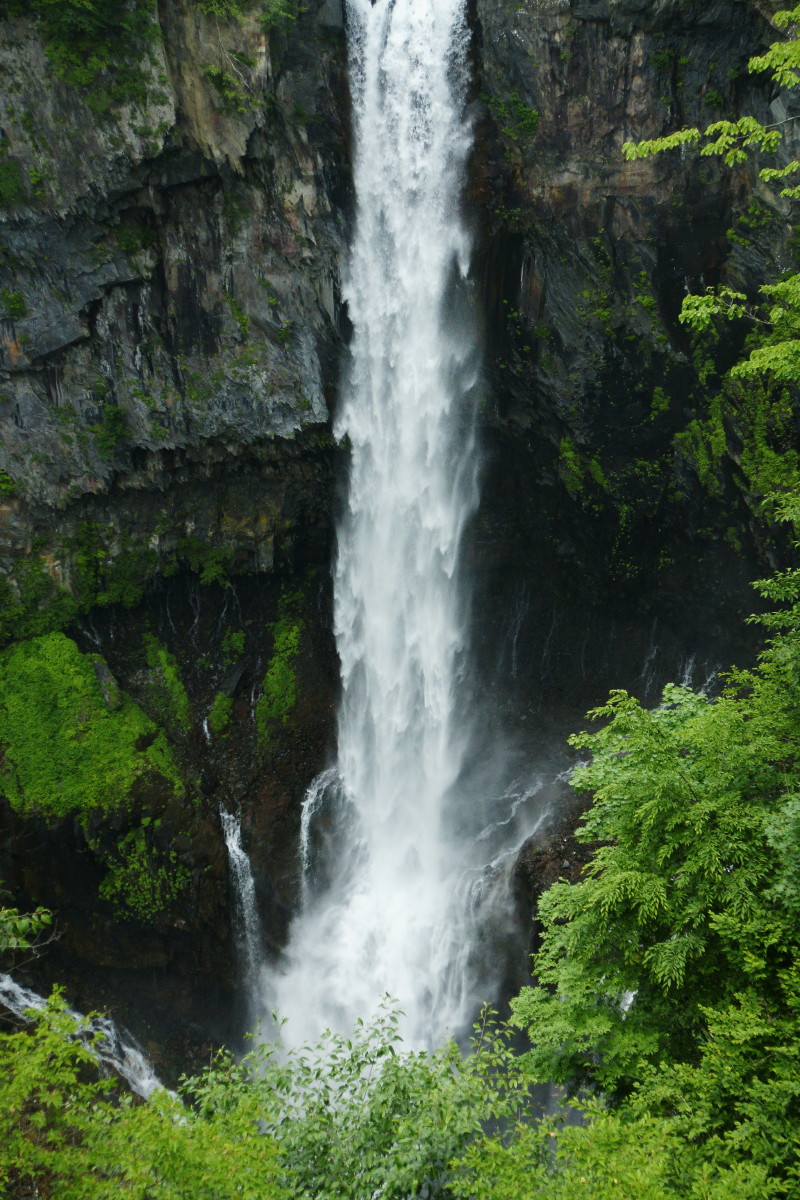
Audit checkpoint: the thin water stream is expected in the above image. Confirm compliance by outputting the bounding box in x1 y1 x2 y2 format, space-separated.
0 973 165 1098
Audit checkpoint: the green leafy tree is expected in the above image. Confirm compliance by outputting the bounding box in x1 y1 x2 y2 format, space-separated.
0 897 50 954
0 996 521 1199
622 5 800 521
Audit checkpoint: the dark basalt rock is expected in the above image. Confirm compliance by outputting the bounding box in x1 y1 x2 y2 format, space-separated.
466 0 789 709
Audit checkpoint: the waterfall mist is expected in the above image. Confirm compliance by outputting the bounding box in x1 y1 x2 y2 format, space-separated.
271 0 490 1047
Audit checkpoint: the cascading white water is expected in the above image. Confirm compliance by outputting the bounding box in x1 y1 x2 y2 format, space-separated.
273 0 481 1047
220 807 265 1022
0 973 165 1099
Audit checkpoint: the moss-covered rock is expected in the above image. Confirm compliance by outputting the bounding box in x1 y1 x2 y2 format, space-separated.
0 632 183 819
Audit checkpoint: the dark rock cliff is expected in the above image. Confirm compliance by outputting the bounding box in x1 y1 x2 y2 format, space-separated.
0 0 348 1070
469 0 795 715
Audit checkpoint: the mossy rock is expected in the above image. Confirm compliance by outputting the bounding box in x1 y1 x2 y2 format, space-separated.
0 632 184 820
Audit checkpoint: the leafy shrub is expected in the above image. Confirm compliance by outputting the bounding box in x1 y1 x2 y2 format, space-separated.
0 996 518 1199
88 403 129 460
208 691 233 735
99 823 190 923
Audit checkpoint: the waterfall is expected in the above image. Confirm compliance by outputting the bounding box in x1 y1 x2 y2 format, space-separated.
0 973 165 1099
220 807 265 1024
273 0 481 1047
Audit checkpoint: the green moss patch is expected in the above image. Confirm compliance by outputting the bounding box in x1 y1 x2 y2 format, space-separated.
256 604 302 749
208 692 233 736
0 632 183 819
143 635 191 732
0 0 161 116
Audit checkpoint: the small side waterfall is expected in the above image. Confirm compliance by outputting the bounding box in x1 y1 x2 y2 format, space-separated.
298 766 341 905
220 807 265 1023
0 973 164 1098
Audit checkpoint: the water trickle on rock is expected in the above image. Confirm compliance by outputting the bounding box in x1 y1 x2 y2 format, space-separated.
0 973 165 1099
220 807 265 1025
273 0 482 1047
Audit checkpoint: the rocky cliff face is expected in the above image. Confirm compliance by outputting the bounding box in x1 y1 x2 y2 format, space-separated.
1 0 793 1071
0 0 348 1070
469 0 794 712
1 0 348 596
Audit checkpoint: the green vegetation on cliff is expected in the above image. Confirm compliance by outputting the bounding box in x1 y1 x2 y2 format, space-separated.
98 822 190 923
623 3 800 526
143 634 192 733
256 599 302 749
208 691 233 735
0 0 160 114
0 0 298 124
0 632 182 819
0 525 242 653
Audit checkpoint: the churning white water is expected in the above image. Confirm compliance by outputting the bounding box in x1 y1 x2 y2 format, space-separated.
273 0 481 1046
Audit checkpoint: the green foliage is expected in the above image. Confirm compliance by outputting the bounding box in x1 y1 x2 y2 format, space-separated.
260 0 297 33
194 0 298 33
0 996 518 1200
98 823 190 923
0 469 15 496
88 403 128 460
0 898 51 953
650 385 669 417
0 632 183 819
485 90 540 144
143 634 191 732
0 0 162 116
203 63 254 114
226 292 251 337
0 288 26 319
512 644 800 1089
173 536 234 585
0 150 24 207
221 627 246 664
256 603 302 748
208 691 233 735
558 435 584 495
